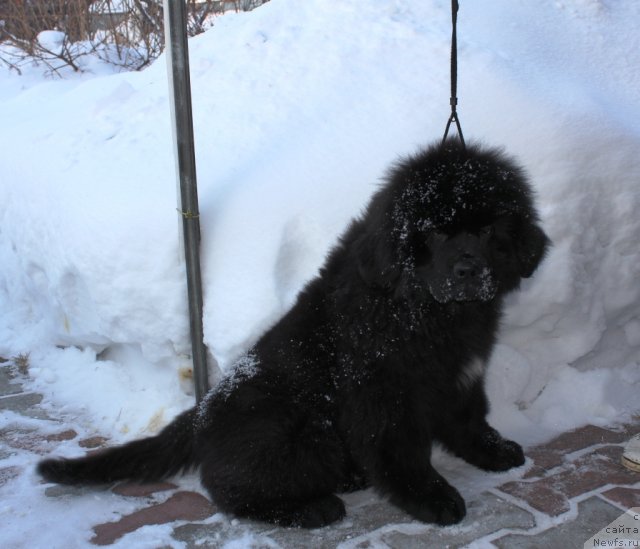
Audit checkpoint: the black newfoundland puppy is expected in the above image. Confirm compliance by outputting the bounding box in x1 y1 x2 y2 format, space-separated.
38 140 549 528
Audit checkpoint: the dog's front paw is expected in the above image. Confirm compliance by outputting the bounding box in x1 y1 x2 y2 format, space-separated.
393 479 466 525
289 494 346 528
488 438 525 471
474 433 525 472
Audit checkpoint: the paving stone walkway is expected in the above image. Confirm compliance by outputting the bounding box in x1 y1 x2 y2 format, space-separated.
1 359 638 548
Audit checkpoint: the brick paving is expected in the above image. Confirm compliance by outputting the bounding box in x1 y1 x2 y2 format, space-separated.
1 359 638 548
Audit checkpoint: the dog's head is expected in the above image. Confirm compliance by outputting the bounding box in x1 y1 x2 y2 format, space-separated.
356 140 550 304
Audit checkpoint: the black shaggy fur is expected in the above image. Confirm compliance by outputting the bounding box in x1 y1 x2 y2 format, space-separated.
38 140 550 528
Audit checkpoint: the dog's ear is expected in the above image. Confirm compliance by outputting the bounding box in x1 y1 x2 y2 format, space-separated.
516 223 550 278
355 230 402 289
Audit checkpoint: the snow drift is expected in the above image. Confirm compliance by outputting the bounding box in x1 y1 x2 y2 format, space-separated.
1 0 639 443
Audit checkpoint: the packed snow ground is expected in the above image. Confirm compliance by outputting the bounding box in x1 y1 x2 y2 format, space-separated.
1 0 639 546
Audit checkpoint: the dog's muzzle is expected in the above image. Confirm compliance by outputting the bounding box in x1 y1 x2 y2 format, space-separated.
429 258 497 303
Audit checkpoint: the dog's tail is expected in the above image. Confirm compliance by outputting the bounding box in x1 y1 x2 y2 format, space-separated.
37 408 198 485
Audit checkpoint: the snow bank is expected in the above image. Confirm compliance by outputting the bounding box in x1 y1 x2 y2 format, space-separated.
1 0 639 442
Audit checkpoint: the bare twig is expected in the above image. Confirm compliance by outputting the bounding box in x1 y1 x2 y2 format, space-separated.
0 0 270 75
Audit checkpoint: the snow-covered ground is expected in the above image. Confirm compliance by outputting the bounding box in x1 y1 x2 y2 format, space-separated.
1 0 639 546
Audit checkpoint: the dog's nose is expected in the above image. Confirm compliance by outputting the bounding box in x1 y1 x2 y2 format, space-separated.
453 258 479 280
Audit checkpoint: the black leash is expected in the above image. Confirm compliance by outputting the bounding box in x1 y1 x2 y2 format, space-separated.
442 0 466 148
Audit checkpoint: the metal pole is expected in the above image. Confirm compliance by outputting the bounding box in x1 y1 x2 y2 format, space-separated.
163 0 210 403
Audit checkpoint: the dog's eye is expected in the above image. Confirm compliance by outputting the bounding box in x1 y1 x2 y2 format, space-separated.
492 239 511 256
495 245 508 256
413 242 430 264
480 225 495 237
411 236 431 264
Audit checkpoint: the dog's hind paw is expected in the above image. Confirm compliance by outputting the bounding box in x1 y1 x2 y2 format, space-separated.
250 494 346 528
